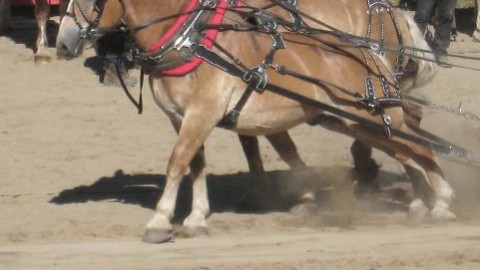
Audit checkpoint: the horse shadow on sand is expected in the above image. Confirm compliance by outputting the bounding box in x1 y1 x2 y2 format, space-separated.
50 166 411 223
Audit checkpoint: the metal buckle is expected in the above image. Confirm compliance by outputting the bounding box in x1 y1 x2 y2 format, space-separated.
243 65 268 91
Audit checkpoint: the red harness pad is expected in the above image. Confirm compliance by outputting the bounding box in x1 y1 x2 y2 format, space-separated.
148 0 229 76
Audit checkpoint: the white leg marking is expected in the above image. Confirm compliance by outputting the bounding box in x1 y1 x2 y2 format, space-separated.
427 171 456 222
146 176 182 231
408 198 429 221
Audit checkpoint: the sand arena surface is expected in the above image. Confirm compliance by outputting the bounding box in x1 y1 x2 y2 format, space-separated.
1 12 480 270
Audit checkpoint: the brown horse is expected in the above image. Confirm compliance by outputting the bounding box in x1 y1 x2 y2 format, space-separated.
58 0 438 217
0 0 68 63
56 0 453 243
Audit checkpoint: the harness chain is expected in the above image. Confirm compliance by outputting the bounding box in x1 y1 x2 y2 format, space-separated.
364 0 404 137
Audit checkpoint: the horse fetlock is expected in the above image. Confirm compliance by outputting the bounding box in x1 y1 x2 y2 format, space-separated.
34 49 52 65
183 210 208 229
145 213 173 231
408 198 429 222
178 209 209 238
436 180 455 203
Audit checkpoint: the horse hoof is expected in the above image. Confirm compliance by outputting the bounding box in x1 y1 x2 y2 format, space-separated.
290 202 318 216
34 54 52 65
175 226 209 238
431 209 456 224
142 229 174 244
408 208 429 224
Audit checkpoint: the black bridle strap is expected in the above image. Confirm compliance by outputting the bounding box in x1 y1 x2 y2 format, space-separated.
115 60 144 114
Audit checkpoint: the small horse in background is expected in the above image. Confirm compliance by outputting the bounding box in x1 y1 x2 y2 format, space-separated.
0 0 68 63
57 0 455 243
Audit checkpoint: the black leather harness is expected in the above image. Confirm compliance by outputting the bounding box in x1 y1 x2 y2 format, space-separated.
71 0 474 164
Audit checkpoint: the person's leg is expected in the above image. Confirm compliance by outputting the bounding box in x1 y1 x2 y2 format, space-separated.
414 0 436 34
434 0 457 55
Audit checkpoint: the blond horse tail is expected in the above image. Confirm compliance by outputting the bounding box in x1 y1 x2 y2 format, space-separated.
399 10 437 93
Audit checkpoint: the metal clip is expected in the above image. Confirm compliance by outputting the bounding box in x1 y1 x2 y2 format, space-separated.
202 0 217 9
382 113 393 138
243 65 268 91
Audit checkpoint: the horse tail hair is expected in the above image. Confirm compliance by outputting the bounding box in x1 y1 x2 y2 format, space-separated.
399 10 437 93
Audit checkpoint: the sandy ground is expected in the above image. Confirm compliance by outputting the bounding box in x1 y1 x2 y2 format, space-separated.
2 12 480 270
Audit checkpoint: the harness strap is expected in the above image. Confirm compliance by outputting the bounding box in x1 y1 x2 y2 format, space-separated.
218 85 254 128
194 45 466 157
115 59 144 114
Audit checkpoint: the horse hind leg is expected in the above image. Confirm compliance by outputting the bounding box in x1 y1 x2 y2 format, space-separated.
352 124 455 222
34 0 51 64
399 10 437 92
350 102 424 192
314 115 455 222
350 140 380 192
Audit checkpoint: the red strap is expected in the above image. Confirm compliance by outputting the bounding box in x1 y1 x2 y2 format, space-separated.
148 0 198 52
147 0 229 76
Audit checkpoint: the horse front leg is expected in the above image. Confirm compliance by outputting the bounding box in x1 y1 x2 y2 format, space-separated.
348 123 455 223
143 111 218 244
34 0 51 64
177 144 209 238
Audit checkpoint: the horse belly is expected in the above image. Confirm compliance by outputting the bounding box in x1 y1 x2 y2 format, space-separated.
232 94 313 136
